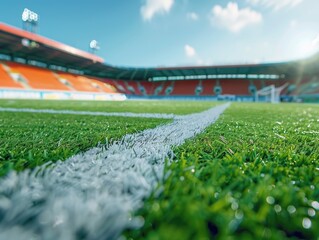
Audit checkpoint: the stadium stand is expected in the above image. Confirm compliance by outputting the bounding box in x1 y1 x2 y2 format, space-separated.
164 82 175 96
57 73 99 92
152 82 167 96
138 81 152 95
91 79 118 94
293 77 319 95
252 79 263 92
0 62 118 93
170 80 199 95
0 61 298 98
133 81 143 95
146 81 173 96
1 22 318 101
101 79 124 93
136 81 173 96
7 62 69 90
150 82 161 95
195 81 203 96
125 81 143 95
0 63 24 89
112 80 129 94
218 79 251 95
134 79 270 97
201 80 217 95
137 82 147 96
0 61 120 94
164 81 176 96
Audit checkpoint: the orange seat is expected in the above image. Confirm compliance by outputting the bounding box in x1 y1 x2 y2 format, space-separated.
112 80 129 94
171 80 199 95
140 81 155 95
88 78 119 93
0 64 24 89
58 73 100 92
7 63 69 91
202 80 217 95
157 81 173 96
219 79 251 95
126 81 142 95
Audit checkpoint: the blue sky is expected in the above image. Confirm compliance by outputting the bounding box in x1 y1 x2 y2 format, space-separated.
1 0 319 67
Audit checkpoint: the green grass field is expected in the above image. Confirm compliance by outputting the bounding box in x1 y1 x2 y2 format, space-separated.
0 100 219 176
0 99 318 239
127 103 319 239
0 99 218 114
0 111 169 176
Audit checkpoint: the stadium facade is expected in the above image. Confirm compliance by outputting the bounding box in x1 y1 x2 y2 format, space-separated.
0 22 318 102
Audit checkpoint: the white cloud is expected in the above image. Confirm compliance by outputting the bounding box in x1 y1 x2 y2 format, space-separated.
247 0 303 10
141 0 174 21
184 44 196 57
187 12 198 21
183 44 209 65
210 2 262 33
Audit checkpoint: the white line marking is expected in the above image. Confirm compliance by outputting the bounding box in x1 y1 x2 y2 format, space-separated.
0 107 176 119
0 103 229 240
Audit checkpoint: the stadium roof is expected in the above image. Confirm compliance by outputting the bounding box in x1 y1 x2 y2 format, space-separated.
0 23 104 65
0 22 317 81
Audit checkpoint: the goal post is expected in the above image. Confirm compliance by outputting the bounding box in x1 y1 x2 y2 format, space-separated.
255 83 288 103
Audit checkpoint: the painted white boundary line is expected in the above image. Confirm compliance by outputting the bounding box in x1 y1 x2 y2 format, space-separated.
0 103 229 240
0 107 176 119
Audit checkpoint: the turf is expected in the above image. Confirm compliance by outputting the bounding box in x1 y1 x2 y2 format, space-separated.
0 99 218 115
126 103 319 239
0 111 169 176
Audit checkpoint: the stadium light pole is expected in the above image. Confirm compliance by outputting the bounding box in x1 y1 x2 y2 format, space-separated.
89 40 100 54
22 8 39 33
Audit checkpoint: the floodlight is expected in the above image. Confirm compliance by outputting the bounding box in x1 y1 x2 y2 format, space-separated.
90 40 99 50
22 9 29 22
21 8 39 33
89 40 100 54
21 8 38 23
21 38 30 47
30 12 38 22
30 41 39 48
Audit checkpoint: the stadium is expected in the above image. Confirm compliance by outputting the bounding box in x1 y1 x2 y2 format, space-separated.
0 20 319 102
0 1 319 240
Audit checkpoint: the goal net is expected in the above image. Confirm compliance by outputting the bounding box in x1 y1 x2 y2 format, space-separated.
255 83 288 103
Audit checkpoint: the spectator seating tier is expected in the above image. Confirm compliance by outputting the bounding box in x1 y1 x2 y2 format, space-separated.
7 62 69 91
0 64 24 89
